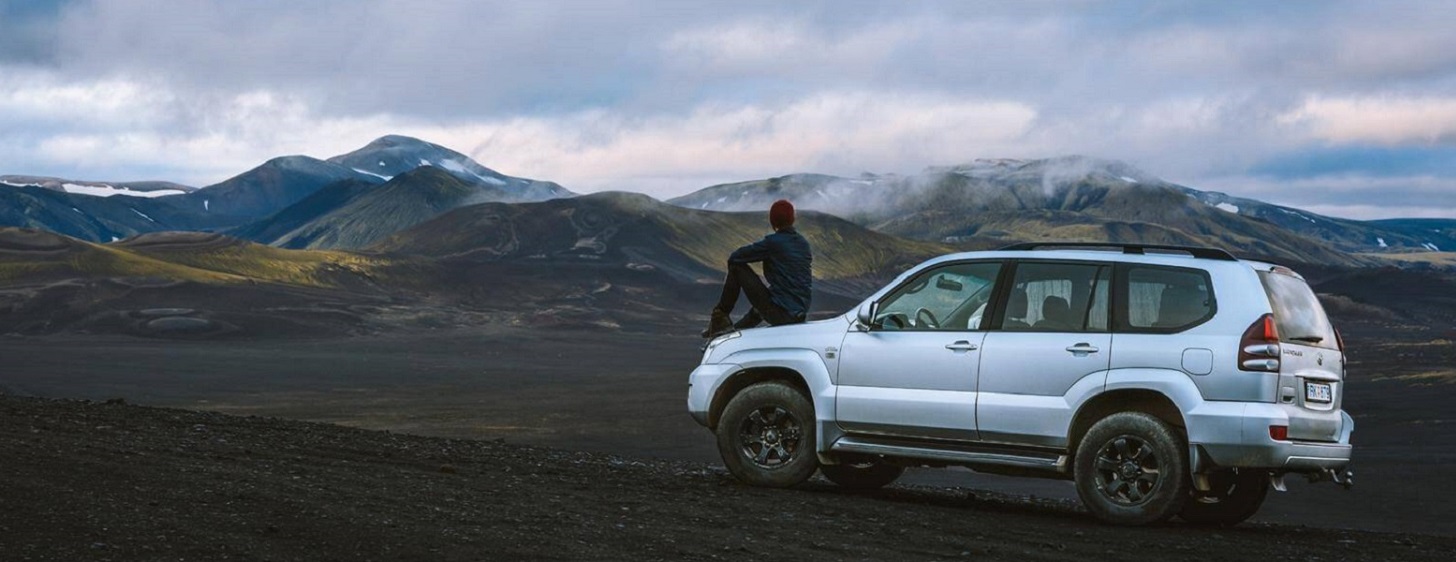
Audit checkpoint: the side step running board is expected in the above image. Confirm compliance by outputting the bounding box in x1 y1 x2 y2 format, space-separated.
831 436 1068 473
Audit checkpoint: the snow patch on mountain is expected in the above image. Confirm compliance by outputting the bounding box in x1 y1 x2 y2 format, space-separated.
436 158 506 186
61 183 186 198
353 168 393 181
4 178 195 199
1215 203 1239 214
1377 237 1387 248
1423 242 1441 251
131 208 156 222
1279 208 1318 223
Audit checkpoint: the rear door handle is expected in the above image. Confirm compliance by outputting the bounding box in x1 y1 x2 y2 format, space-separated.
945 341 979 352
1066 343 1100 355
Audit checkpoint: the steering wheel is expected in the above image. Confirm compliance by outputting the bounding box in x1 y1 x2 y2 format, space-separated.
914 307 941 330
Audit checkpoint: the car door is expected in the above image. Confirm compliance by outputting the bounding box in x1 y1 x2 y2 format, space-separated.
977 261 1112 448
835 261 1004 441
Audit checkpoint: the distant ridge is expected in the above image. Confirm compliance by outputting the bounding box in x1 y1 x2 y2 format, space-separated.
669 157 1455 265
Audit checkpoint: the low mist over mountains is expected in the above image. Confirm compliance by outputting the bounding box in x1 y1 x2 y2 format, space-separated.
670 157 1456 266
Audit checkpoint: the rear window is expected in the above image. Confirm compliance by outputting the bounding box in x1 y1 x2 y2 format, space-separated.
1124 266 1215 331
1258 270 1338 349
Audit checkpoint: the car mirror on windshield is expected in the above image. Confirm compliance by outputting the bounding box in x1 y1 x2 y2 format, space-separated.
935 277 964 292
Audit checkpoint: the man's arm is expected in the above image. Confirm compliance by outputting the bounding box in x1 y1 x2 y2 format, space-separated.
728 236 776 264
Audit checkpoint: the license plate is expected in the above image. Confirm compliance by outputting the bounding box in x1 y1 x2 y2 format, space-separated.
1306 382 1333 403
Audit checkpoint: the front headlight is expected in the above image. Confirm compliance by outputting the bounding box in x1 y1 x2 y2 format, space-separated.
700 331 741 364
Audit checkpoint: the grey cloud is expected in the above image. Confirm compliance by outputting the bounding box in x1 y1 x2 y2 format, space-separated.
30 1 1456 119
1 0 1455 218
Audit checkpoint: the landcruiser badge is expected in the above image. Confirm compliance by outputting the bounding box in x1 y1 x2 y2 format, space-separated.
1317 353 1324 366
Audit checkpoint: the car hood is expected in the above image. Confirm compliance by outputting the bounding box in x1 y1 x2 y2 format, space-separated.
706 315 851 364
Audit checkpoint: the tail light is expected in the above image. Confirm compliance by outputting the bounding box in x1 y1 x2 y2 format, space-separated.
1239 313 1281 372
1334 327 1345 352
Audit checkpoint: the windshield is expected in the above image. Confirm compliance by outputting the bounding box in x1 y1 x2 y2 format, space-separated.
1258 270 1338 350
877 262 1001 330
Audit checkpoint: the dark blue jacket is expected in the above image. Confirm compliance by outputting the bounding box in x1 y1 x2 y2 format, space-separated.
729 227 813 319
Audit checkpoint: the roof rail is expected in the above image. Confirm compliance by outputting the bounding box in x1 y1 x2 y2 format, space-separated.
997 242 1238 261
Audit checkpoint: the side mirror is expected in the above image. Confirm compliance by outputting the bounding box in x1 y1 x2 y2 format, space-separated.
855 301 877 331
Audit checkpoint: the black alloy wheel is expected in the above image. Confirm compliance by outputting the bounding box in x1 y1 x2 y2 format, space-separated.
716 381 819 487
1074 412 1191 525
737 405 803 469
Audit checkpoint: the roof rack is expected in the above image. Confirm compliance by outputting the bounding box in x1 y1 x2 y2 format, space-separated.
997 242 1238 261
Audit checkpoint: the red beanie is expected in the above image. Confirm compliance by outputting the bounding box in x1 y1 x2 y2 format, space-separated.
769 199 795 230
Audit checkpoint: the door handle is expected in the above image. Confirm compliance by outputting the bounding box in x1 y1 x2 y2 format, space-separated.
945 341 979 352
1066 343 1100 355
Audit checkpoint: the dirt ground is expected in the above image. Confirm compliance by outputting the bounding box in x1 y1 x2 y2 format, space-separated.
4 395 1453 562
0 320 1452 541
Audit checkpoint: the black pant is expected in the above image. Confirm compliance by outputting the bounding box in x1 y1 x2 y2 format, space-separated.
716 262 800 329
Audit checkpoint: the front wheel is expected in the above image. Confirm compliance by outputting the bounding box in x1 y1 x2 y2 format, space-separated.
716 382 818 487
1179 469 1269 526
1074 412 1191 525
821 460 905 490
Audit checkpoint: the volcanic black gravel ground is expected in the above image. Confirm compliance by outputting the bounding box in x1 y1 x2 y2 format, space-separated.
2 396 1451 562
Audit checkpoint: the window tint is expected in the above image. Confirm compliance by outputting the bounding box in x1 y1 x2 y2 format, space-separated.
1002 262 1109 332
876 262 1001 331
1259 270 1337 349
1125 266 1214 331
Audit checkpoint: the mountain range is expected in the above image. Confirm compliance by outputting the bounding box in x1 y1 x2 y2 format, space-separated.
0 136 571 244
3 136 1455 279
4 136 1456 338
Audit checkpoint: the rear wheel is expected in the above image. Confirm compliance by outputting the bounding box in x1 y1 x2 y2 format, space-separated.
716 382 818 487
1074 412 1190 525
1179 469 1269 526
821 460 905 490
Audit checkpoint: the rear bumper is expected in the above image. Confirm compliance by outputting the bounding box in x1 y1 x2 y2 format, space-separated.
1196 440 1352 472
1186 402 1353 472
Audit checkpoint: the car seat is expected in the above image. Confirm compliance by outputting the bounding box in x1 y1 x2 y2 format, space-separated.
1003 289 1030 329
1153 286 1207 328
1036 295 1074 330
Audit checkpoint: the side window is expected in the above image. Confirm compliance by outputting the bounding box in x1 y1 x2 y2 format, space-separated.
875 262 1002 331
1001 262 1109 332
1123 266 1215 331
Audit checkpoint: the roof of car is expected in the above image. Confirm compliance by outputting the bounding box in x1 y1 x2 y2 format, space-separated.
917 248 1260 271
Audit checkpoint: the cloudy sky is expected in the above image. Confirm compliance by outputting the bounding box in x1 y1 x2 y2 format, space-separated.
2 0 1455 218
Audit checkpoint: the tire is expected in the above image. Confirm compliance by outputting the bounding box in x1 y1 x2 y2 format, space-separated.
715 381 818 488
1074 412 1191 525
821 460 905 490
1179 469 1270 526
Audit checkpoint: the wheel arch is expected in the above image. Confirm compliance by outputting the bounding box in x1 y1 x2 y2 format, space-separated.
706 349 836 434
1069 366 1209 456
707 366 810 429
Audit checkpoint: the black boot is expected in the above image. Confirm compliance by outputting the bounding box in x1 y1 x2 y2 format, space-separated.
701 308 733 338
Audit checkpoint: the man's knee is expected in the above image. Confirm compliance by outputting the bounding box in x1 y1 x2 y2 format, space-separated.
726 261 756 279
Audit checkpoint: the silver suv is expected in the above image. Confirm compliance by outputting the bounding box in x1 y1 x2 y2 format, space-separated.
688 243 1354 526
